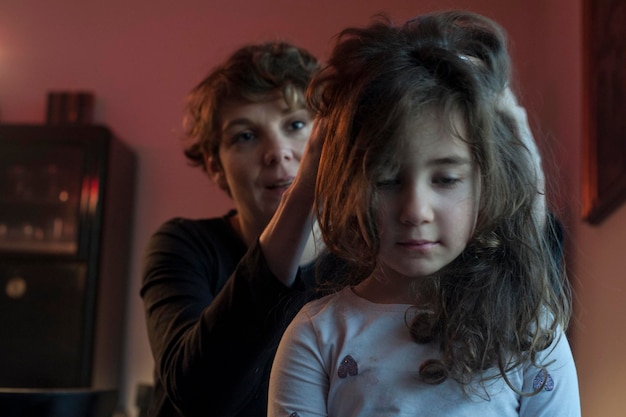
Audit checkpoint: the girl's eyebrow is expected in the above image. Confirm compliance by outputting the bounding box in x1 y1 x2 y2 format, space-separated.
428 156 472 167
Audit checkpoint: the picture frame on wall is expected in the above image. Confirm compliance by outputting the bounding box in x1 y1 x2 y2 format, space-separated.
582 0 626 225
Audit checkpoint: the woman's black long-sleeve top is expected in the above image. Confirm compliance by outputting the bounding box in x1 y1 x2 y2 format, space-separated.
140 211 338 417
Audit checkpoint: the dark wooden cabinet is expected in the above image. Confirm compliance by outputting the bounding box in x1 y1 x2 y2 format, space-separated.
0 124 135 390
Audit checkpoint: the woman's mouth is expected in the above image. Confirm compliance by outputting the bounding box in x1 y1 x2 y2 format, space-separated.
266 179 293 195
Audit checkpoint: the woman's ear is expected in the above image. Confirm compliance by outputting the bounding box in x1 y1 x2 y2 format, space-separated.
207 156 229 192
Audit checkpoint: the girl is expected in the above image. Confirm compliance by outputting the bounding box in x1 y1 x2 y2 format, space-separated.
268 11 579 417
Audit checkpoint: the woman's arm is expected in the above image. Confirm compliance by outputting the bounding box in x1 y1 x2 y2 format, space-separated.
141 219 311 416
142 120 327 416
259 118 327 286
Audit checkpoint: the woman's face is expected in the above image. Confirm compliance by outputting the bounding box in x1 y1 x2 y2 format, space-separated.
208 95 312 235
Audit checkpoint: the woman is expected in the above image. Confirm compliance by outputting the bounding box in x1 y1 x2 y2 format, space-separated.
140 41 329 417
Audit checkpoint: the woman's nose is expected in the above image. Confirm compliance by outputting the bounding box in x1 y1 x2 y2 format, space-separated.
263 135 294 165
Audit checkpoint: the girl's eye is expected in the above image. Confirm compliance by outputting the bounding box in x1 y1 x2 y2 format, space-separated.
376 178 401 189
433 176 461 187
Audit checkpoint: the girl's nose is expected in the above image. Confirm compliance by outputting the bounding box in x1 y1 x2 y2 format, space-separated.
399 184 434 225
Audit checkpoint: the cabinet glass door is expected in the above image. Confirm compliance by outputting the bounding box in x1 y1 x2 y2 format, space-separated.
0 143 84 254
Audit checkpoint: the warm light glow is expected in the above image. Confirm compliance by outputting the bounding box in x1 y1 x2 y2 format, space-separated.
81 176 100 216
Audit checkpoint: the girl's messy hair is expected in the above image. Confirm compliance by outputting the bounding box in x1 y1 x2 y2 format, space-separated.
183 41 319 172
310 10 571 394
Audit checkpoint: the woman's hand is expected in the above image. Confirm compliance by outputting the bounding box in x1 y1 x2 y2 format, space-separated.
497 87 546 226
291 116 328 200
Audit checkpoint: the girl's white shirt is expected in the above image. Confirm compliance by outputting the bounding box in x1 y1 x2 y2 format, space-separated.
268 287 580 417
299 221 324 267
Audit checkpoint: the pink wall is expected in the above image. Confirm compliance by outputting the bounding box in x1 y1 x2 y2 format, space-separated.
1 0 625 416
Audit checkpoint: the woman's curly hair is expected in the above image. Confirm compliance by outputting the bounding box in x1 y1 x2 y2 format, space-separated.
183 41 319 172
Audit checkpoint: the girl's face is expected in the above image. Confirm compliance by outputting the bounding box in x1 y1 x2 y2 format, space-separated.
208 95 312 236
373 110 479 292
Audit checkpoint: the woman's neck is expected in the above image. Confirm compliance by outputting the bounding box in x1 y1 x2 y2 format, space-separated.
229 213 261 247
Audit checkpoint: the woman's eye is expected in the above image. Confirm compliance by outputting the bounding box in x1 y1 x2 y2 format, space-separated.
232 131 256 143
287 120 306 131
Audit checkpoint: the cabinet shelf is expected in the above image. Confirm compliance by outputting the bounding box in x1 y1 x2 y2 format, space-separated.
0 240 77 254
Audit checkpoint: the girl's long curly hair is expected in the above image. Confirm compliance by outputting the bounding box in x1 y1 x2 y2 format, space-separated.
309 10 571 394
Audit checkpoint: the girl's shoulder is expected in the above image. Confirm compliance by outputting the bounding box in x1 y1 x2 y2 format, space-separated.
297 286 410 326
293 287 360 327
300 287 353 313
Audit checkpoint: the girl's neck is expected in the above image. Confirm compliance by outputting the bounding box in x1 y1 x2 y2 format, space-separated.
353 274 416 305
